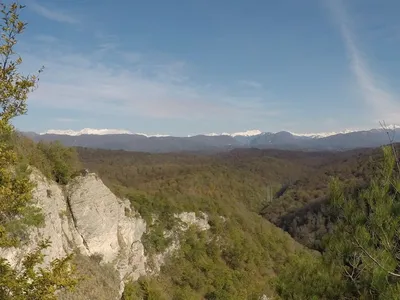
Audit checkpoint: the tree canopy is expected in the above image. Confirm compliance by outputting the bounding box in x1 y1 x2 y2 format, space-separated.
277 145 400 299
0 2 78 299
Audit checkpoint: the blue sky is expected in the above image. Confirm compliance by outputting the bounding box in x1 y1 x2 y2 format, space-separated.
11 0 400 136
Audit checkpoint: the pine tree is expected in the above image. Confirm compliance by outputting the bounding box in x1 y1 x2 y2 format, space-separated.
325 145 400 299
277 145 400 299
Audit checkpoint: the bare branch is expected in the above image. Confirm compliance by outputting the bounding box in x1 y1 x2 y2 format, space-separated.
354 238 400 278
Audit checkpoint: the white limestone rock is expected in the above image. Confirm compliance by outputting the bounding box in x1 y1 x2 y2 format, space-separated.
0 170 147 297
0 168 211 299
0 169 74 269
175 211 210 231
66 173 148 281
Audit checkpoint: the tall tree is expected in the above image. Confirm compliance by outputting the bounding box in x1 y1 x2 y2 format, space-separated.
0 0 43 248
0 3 78 299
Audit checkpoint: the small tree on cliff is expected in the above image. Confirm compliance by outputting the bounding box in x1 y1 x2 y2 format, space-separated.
0 2 78 299
0 1 43 247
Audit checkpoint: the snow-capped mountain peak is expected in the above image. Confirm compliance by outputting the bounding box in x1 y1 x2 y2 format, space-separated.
136 133 171 138
41 128 133 136
40 128 170 137
288 129 359 139
204 129 263 137
204 132 230 137
231 130 263 137
288 125 399 139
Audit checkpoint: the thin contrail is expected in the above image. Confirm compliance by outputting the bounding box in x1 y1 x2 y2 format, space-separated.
327 0 400 124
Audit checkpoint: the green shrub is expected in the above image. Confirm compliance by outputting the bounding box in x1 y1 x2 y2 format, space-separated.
37 141 81 184
122 278 167 300
142 224 172 255
10 133 82 185
276 253 344 300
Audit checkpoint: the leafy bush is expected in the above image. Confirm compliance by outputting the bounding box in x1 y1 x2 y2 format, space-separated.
10 133 82 185
37 141 81 184
0 240 78 300
276 253 344 299
142 223 172 255
122 278 167 300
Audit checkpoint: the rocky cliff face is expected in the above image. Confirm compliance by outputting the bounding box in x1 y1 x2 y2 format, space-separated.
0 169 210 298
66 173 147 284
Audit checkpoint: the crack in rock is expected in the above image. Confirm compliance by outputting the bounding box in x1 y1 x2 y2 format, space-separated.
65 194 90 254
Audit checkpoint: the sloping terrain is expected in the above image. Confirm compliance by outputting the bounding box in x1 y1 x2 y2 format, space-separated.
260 145 397 250
78 144 398 253
5 133 396 299
76 147 315 298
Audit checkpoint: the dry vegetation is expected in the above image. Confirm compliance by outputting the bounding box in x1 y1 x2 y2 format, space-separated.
58 254 120 300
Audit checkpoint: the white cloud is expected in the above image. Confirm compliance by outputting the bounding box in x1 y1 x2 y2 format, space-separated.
238 80 263 89
327 0 400 124
29 1 79 24
119 51 142 64
21 40 277 123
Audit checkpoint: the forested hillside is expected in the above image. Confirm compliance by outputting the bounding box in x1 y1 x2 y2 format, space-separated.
77 147 312 298
77 146 390 251
77 144 400 298
4 126 398 299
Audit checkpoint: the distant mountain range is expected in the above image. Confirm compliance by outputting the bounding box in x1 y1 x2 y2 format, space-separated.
22 126 400 153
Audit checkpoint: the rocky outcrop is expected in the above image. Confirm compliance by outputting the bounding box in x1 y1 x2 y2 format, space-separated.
148 212 210 274
0 169 72 268
0 169 211 299
174 212 210 231
66 174 147 281
0 170 148 297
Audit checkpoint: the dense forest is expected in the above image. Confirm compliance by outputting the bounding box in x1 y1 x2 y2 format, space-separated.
75 143 400 299
6 131 400 299
77 147 309 298
77 145 389 251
